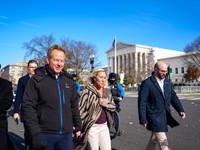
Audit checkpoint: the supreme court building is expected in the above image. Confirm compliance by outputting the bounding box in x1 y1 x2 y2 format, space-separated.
105 42 184 83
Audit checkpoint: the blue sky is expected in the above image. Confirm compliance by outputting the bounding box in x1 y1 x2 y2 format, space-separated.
0 0 200 69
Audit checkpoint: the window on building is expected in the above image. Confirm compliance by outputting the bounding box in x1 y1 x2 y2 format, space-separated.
11 70 15 72
181 67 184 74
175 79 178 82
175 68 178 74
170 68 172 73
12 66 15 69
18 66 21 69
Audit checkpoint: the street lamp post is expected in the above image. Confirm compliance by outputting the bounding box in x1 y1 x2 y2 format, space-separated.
90 54 95 73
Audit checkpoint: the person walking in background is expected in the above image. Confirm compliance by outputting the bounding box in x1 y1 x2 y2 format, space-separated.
13 60 38 150
0 77 14 150
73 69 115 150
72 74 81 102
71 74 81 93
108 72 124 136
108 73 124 112
22 45 81 150
138 61 186 150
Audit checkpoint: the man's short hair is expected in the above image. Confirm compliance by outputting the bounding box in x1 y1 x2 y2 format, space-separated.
28 60 38 67
47 45 65 58
154 62 159 70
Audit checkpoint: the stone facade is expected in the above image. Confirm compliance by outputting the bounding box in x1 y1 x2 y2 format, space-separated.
1 61 28 84
105 42 185 83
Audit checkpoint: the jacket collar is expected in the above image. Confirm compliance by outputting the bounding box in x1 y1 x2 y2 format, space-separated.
150 72 165 99
85 85 102 98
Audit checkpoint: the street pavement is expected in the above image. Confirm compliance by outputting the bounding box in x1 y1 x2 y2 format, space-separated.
7 92 200 150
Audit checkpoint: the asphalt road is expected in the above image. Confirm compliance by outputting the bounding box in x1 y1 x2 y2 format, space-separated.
7 94 200 150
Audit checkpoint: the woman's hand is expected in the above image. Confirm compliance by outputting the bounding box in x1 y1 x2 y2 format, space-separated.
76 131 81 138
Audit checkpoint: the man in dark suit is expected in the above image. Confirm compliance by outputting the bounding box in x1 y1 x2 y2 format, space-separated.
0 77 14 150
138 61 186 150
13 60 38 150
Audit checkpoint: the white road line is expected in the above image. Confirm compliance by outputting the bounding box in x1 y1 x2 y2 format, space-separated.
178 96 198 99
178 96 200 101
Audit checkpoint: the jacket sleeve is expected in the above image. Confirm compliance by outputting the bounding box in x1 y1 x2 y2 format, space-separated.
70 82 81 132
117 82 124 97
0 80 13 112
14 77 24 113
22 78 41 137
138 80 149 124
76 81 81 93
101 89 116 112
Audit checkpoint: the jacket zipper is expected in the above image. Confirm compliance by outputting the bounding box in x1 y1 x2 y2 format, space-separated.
62 90 65 104
56 76 63 134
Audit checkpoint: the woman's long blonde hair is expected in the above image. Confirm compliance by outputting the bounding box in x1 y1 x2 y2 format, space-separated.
86 69 108 88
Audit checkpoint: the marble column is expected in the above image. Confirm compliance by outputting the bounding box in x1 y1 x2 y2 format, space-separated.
118 55 121 74
111 57 114 72
107 57 110 75
122 54 125 73
135 52 138 75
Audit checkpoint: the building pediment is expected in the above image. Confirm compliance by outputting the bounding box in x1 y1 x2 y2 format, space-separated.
105 42 135 54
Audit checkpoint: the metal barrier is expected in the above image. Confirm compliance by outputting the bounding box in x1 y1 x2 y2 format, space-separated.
125 86 200 94
174 86 200 94
125 87 138 92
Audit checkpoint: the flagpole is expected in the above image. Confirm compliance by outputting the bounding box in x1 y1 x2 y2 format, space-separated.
115 34 117 73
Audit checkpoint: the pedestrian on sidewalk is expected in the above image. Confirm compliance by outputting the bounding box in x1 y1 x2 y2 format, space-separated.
13 60 38 150
138 61 186 150
22 45 81 150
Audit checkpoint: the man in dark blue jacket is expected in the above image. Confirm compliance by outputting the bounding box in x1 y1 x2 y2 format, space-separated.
13 60 38 150
22 45 81 150
138 61 186 150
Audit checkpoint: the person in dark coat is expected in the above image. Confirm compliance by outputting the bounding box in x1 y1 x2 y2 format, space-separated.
22 45 81 150
13 60 38 150
138 61 186 150
0 77 14 150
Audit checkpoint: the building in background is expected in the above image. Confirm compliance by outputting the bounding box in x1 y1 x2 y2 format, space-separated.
105 42 193 85
159 54 200 85
0 61 28 84
66 68 90 85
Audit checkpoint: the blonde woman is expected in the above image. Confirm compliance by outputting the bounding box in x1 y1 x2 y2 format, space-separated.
73 69 116 150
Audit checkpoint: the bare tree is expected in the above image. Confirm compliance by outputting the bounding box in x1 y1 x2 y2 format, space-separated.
61 38 100 77
184 64 200 84
22 34 101 77
0 73 14 82
23 34 55 66
182 36 200 69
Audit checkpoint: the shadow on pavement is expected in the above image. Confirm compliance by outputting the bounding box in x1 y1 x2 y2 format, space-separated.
8 132 25 150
